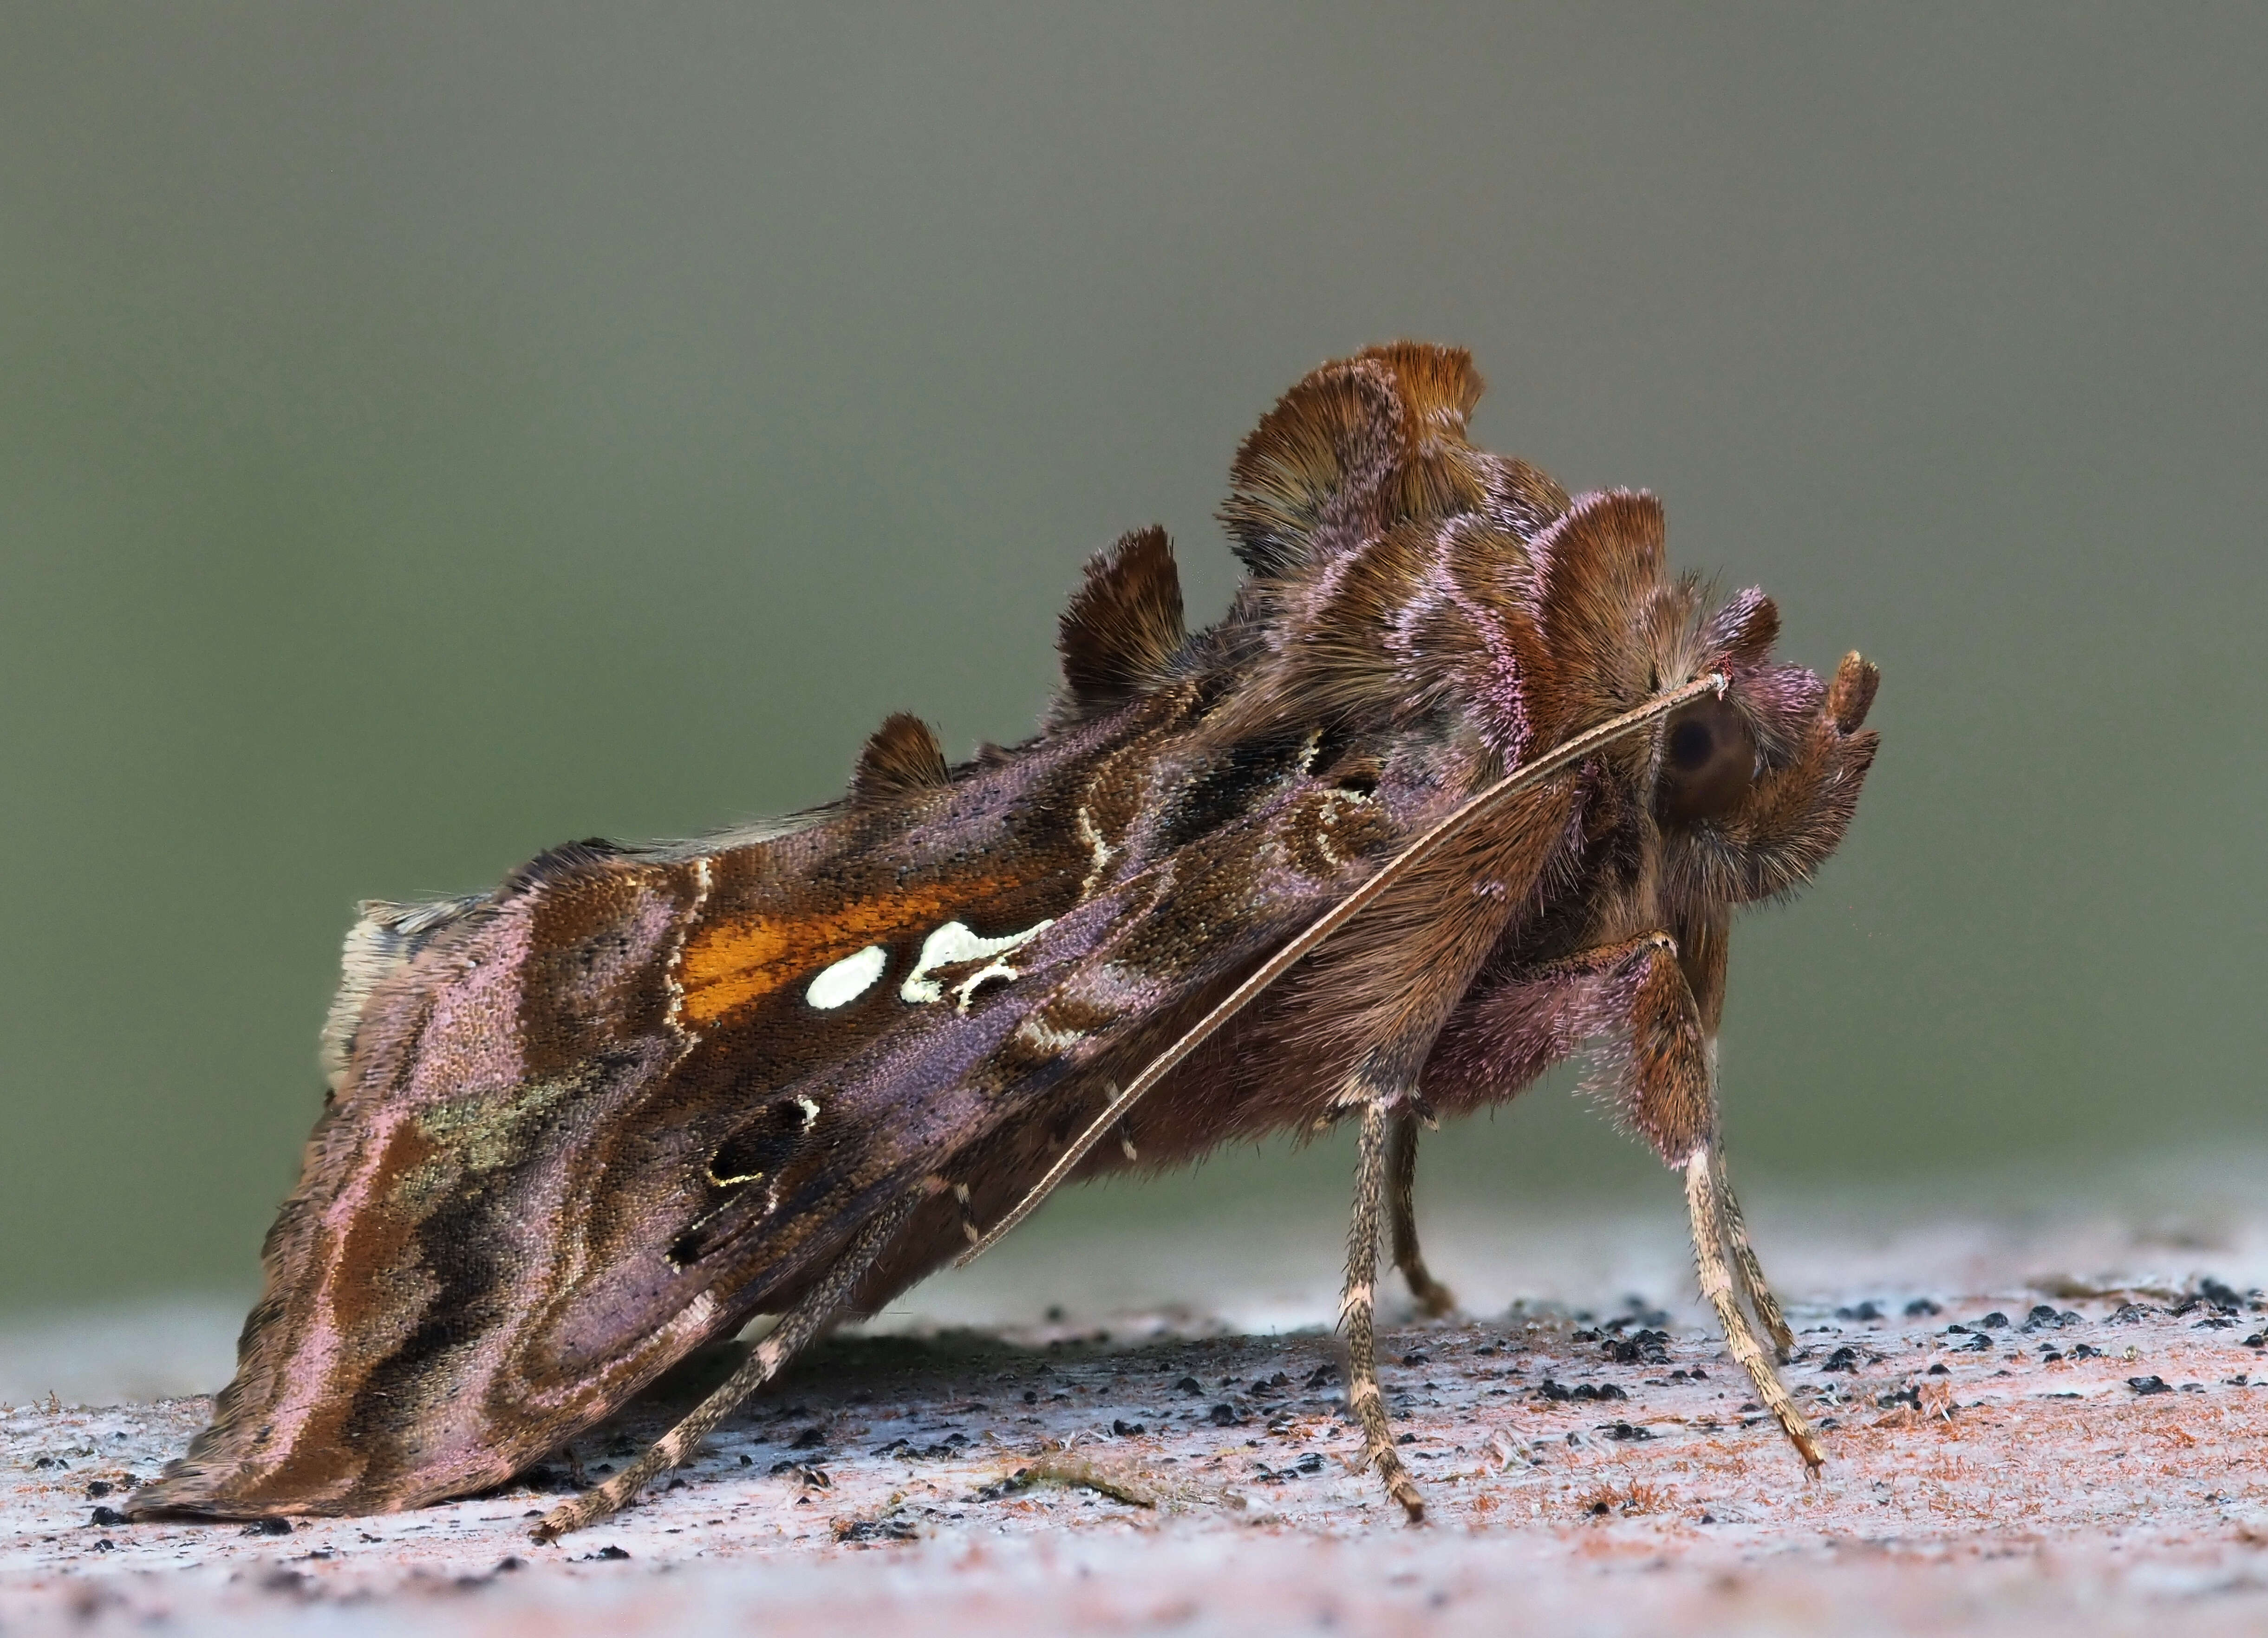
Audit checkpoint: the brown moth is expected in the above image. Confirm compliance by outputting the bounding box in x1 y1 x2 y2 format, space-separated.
129 342 1879 1537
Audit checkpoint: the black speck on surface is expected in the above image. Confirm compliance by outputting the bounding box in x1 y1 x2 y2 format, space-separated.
1978 1312 2010 1329
1836 1302 1883 1321
1820 1346 1862 1373
1927 1363 1951 1376
1176 1376 1203 1395
1112 1419 1145 1437
84 1481 111 1499
838 1514 920 1542
1602 1421 1652 1441
2111 1303 2154 1324
1209 1403 1240 1426
88 1507 128 1527
2127 1376 2174 1396
2071 1344 2104 1359
1904 1299 1942 1317
587 1545 631 1561
1401 1352 1428 1366
789 1425 828 1450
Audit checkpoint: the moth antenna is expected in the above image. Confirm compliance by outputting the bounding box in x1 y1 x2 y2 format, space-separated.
956 671 1729 1266
533 1188 924 1540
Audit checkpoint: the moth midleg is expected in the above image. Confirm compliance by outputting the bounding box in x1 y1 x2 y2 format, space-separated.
534 1188 925 1541
1341 1097 1426 1521
1385 1112 1455 1318
1714 1148 1796 1360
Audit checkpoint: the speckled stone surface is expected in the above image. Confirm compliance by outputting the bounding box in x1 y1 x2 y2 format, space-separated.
8 1250 2268 1636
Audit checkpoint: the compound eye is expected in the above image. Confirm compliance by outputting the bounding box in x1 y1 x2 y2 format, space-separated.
1657 697 1756 825
1668 717 1715 772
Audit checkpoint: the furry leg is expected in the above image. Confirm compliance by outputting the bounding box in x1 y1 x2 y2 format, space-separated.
1387 1111 1456 1317
1686 1147 1821 1467
1343 1098 1425 1521
1716 1149 1796 1359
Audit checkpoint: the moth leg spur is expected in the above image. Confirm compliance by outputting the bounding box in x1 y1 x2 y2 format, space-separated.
1341 1098 1427 1521
534 1189 925 1541
1387 1110 1456 1318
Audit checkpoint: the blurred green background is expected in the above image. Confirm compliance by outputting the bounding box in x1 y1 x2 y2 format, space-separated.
2 5 2262 1321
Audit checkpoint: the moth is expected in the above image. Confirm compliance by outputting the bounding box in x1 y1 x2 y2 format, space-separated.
129 343 1878 1537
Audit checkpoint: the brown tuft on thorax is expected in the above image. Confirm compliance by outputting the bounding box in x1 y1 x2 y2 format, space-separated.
1053 525 1187 723
849 713 951 805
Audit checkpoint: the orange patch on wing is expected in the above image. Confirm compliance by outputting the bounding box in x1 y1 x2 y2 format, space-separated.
677 882 1000 1025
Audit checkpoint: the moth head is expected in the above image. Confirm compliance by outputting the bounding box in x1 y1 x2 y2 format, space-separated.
1655 588 1881 905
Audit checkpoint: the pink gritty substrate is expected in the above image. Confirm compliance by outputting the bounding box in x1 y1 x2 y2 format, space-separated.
7 1196 2268 1635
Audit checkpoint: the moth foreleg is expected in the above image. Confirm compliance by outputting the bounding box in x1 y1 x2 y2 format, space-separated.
1386 1112 1456 1318
1597 936 1821 1469
533 1188 925 1541
1441 933 1821 1469
1342 1098 1426 1522
1686 1146 1821 1468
